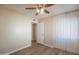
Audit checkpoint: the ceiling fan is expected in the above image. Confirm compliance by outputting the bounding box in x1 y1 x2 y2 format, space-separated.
25 4 54 16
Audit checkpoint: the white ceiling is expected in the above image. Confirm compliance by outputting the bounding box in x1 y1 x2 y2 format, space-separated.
0 4 79 19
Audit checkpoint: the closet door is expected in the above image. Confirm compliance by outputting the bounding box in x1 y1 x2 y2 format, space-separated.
36 23 44 44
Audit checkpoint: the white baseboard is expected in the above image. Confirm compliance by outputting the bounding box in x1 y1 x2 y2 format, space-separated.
43 43 54 48
38 43 54 48
4 44 31 55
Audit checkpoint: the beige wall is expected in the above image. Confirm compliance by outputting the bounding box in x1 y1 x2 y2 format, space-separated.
0 7 32 54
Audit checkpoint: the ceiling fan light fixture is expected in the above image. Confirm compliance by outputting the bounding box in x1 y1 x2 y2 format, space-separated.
40 8 44 14
37 9 40 13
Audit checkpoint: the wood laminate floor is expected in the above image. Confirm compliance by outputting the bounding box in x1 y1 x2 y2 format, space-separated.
10 42 77 55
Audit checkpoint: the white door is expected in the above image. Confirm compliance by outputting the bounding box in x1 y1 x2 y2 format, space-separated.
36 23 44 44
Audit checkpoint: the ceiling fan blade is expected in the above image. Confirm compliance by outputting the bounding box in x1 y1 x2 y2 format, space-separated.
25 7 36 10
44 10 50 14
45 4 54 8
35 12 39 16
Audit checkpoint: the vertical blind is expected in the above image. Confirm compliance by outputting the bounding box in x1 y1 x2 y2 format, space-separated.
52 10 79 53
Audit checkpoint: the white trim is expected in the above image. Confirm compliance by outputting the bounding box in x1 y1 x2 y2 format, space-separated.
38 43 54 48
3 44 31 55
42 43 54 48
